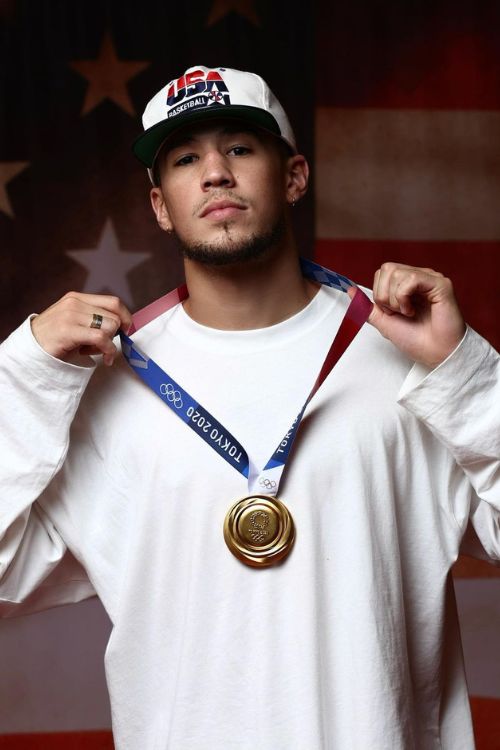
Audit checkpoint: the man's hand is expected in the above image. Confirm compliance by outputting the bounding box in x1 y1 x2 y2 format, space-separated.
31 292 133 367
354 263 466 368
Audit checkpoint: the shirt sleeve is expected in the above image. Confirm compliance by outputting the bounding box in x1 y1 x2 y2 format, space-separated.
0 318 97 615
397 327 500 562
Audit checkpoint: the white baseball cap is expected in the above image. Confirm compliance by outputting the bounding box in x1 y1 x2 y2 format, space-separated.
133 65 297 179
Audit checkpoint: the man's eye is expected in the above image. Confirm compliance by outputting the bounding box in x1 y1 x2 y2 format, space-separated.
174 154 197 166
229 145 250 156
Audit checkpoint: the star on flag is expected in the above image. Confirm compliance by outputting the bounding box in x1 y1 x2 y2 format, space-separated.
66 219 151 308
206 0 260 27
70 33 150 117
0 161 30 218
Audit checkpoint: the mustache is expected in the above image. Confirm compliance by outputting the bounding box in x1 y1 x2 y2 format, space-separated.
194 190 248 217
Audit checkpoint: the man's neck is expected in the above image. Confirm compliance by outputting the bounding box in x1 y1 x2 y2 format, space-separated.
182 246 319 331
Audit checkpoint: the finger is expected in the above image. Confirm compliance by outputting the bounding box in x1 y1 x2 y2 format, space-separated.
77 312 121 365
392 280 416 316
80 311 121 337
56 298 124 336
419 267 443 277
378 266 432 316
373 269 381 301
61 292 133 332
368 302 382 328
390 270 441 315
374 263 399 314
79 343 119 366
368 302 394 332
388 275 416 316
75 328 119 365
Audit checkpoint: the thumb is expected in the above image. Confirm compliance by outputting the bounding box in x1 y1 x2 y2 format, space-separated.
367 303 394 337
347 285 386 330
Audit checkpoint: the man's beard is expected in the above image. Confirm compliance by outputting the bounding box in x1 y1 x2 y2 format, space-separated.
174 217 286 267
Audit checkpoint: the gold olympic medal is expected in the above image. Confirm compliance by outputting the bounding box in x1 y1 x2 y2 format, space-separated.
223 494 295 568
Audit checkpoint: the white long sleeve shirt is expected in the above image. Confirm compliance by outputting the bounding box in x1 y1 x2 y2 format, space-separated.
0 285 499 749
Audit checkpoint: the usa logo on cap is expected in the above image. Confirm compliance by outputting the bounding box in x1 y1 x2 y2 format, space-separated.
133 65 297 179
166 68 231 118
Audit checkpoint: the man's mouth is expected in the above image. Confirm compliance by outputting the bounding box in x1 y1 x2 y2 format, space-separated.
200 200 247 220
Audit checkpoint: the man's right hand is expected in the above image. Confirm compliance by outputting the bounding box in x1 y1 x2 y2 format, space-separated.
31 292 133 367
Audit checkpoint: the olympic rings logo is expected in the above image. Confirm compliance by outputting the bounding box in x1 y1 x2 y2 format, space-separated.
259 477 277 490
160 383 183 409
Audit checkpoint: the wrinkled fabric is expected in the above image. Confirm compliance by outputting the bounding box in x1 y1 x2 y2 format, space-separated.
1 286 499 749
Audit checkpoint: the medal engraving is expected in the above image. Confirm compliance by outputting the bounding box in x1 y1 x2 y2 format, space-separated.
247 510 270 543
224 495 295 568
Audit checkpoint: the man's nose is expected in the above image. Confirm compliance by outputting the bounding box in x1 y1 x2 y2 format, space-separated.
201 152 235 190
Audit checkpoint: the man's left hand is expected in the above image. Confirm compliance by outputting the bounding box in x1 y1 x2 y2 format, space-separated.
357 263 466 368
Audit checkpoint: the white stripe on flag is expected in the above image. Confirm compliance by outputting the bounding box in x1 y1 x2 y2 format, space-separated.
315 108 500 241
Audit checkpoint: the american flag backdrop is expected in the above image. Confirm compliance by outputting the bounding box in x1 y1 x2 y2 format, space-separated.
0 1 499 748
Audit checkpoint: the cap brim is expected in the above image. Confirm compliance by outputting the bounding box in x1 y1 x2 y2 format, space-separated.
133 105 290 168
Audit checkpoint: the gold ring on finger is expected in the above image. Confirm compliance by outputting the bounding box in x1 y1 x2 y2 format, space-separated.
90 313 104 330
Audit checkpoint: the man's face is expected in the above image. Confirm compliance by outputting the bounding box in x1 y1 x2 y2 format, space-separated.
150 121 298 265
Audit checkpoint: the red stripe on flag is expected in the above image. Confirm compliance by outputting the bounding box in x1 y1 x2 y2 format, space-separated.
317 3 500 109
0 705 498 749
470 696 500 749
0 732 113 749
0 704 498 750
453 556 500 579
315 239 500 352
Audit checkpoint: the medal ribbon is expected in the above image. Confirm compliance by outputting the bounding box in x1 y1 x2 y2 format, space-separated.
120 259 373 495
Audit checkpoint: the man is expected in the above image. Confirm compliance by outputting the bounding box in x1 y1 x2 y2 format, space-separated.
0 65 498 749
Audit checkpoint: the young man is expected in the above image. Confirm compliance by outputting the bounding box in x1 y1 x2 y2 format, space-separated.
0 65 498 749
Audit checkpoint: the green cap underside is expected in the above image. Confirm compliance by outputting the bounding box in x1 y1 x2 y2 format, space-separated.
132 105 284 168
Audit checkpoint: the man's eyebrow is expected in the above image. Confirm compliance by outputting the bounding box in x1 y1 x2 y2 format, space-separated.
164 134 197 152
164 126 260 153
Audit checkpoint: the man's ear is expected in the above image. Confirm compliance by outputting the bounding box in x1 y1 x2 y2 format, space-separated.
285 155 309 206
150 187 172 233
